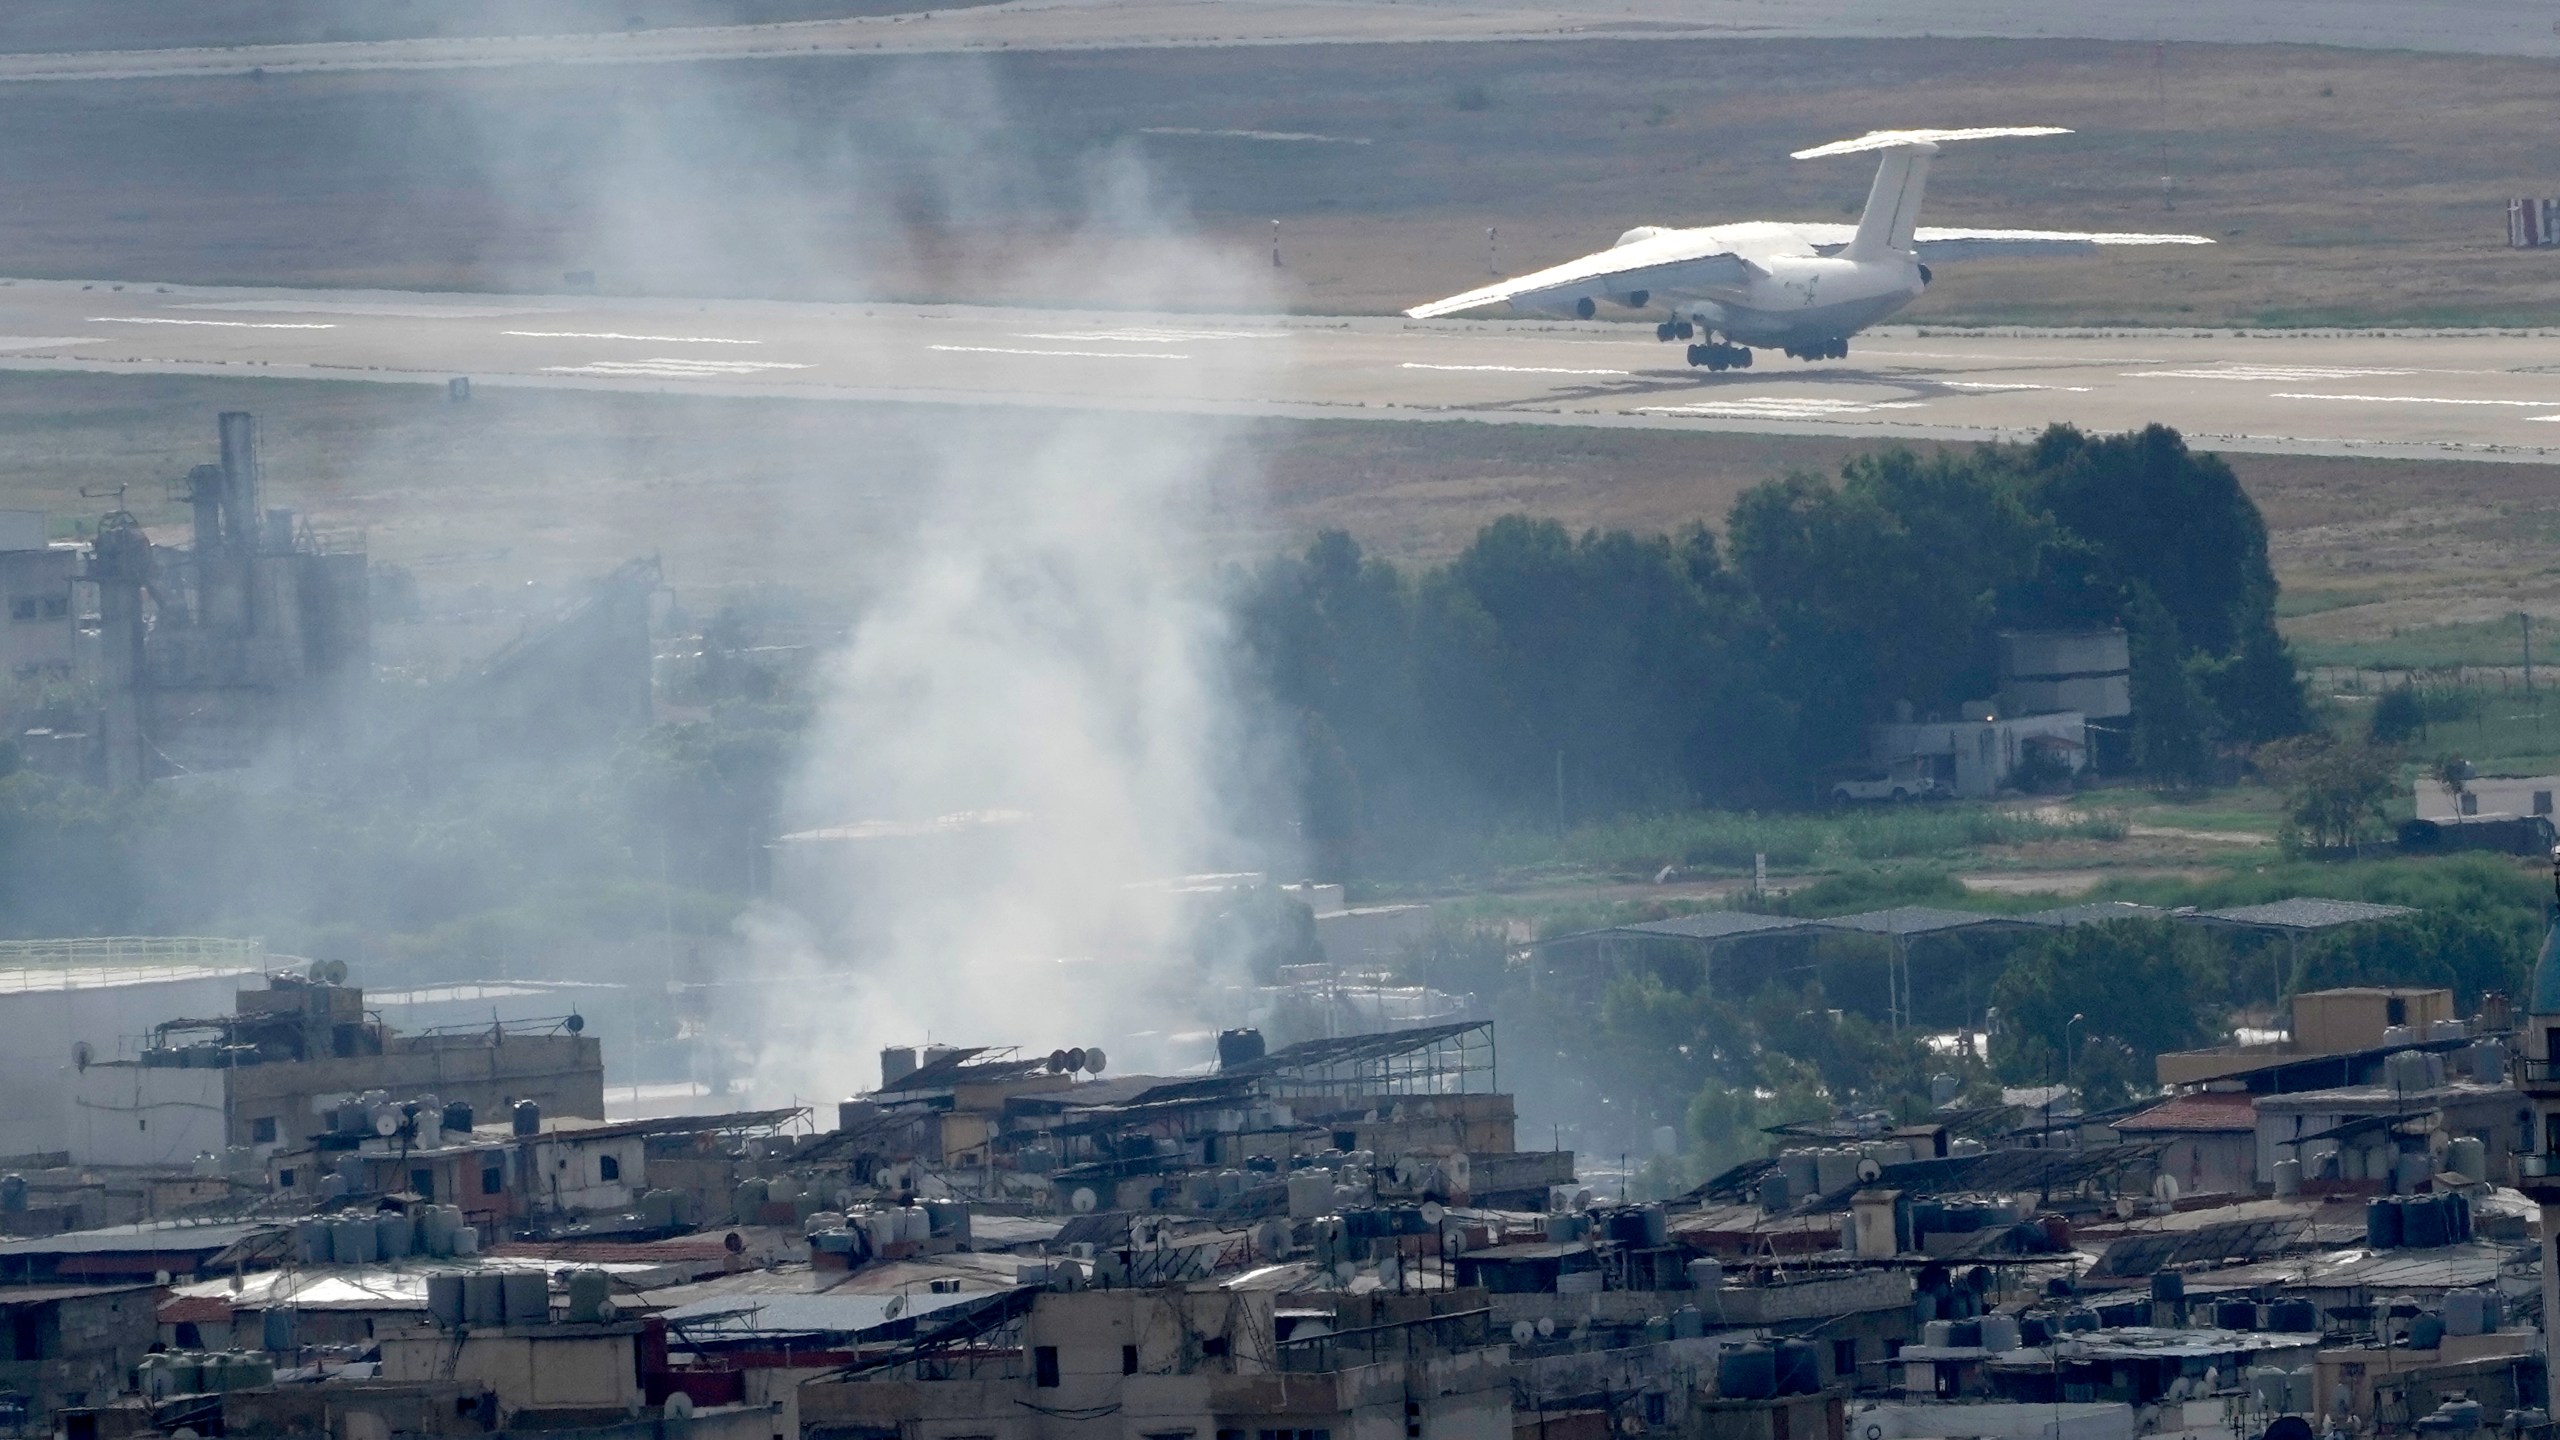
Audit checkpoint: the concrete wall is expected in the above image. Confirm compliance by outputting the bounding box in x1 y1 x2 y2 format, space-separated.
0 966 259 1158
526 1132 648 1214
2293 990 2455 1055
0 546 79 681
2417 775 2560 821
65 1063 227 1167
379 1324 644 1414
1868 712 2087 798
225 1032 604 1149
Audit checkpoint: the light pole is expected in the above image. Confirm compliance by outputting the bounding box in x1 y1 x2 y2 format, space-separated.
2064 1013 2086 1151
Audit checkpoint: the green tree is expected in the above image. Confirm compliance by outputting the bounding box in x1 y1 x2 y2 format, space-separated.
2370 687 2426 746
2124 585 2217 784
1990 920 2212 1095
2257 733 2399 851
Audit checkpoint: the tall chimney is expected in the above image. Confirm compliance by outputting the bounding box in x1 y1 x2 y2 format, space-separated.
217 412 260 553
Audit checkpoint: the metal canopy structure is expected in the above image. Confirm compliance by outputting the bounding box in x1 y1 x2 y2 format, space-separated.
2015 901 2171 928
2090 1214 2313 1278
2190 899 2418 932
1612 913 1816 943
1221 1020 1495 1099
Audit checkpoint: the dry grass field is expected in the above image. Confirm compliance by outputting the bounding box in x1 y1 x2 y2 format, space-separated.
0 370 2548 661
3 38 2559 325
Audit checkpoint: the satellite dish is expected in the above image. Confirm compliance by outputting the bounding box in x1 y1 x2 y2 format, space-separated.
1333 1261 1357 1285
1377 1257 1401 1288
1070 1188 1098 1214
71 1041 92 1071
564 1013 585 1034
597 1298 617 1321
722 1231 744 1255
665 1394 695 1420
1420 1202 1446 1227
374 1111 402 1138
1513 1321 1535 1345
308 960 329 982
155 1270 173 1286
1049 1049 1071 1073
1064 1048 1088 1073
882 1294 905 1321
1536 1316 1556 1338
322 959 349 985
1857 1158 1883 1183
2114 1196 2137 1220
2153 1174 2182 1203
1083 1047 1107 1075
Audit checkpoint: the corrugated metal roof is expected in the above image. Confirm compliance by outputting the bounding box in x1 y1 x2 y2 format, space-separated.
2178 1239 2516 1295
658 1286 998 1338
2191 899 2416 932
1809 906 2022 938
0 1220 274 1257
2016 901 2170 929
1614 913 1813 943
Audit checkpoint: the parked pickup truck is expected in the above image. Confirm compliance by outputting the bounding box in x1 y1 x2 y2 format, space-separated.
1829 763 1944 804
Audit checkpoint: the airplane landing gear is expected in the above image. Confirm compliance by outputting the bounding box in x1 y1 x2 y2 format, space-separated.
1653 319 1698 342
1783 337 1850 361
1685 341 1753 371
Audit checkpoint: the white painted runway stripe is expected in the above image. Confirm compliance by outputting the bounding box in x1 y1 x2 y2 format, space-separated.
0 336 99 350
543 358 810 377
931 345 1190 360
506 330 761 344
1022 328 1284 342
1403 361 1630 376
2272 391 2560 407
1637 396 1928 418
2129 365 2416 381
1938 380 2092 392
90 316 334 329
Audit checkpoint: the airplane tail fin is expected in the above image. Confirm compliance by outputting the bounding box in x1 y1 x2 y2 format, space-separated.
1845 144 1934 262
1794 126 2073 262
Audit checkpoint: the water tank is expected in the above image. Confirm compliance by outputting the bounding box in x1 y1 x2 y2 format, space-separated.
451 1225 478 1257
1775 1340 1822 1395
262 1307 300 1351
2216 1300 2258 1331
294 1220 331 1264
1814 1148 1860 1194
500 1271 549 1325
565 1268 612 1324
2403 1194 2450 1248
1759 1172 1791 1212
426 1275 466 1327
1979 1314 2020 1352
2394 1151 2432 1195
0 1175 24 1214
1717 1344 1777 1400
1779 1150 1820 1198
2061 1309 2100 1334
2098 1299 2147 1328
1688 1258 1723 1291
442 1101 474 1135
2019 1316 2052 1347
1923 1320 1955 1347
879 1046 919 1086
2268 1299 2320 1333
1948 1320 1982 1348
2151 1272 2186 1303
1217 1028 1267 1069
230 1352 276 1389
375 1212 412 1261
1673 1306 1705 1339
511 1100 541 1137
2409 1314 2446 1350
462 1272 504 1325
2366 1197 2403 1248
2446 1190 2473 1243
331 1215 377 1265
2272 1158 2302 1196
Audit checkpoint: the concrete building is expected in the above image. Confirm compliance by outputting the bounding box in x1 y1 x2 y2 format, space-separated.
2111 1092 2256 1196
1864 710 2087 799
0 937 269 1158
1996 630 2131 726
0 514 80 686
2417 771 2559 820
64 970 603 1167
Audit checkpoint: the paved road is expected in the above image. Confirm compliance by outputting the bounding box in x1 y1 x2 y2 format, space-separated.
7 278 2560 463
3 0 2559 82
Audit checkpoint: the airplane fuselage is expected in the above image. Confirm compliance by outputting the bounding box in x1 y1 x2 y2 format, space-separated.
1528 221 1929 349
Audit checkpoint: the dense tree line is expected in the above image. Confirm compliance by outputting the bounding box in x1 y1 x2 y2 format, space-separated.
1236 425 2311 876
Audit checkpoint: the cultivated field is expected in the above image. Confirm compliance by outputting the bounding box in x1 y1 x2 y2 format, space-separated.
4 39 2560 325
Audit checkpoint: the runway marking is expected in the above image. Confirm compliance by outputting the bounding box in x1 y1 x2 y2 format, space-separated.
1636 396 1929 418
2272 391 2560 407
1402 362 1631 376
930 345 1190 360
2127 365 2417 381
542 357 811 377
89 316 335 329
1138 127 1370 145
0 336 100 350
1937 380 2092 392
189 300 554 318
1021 328 1286 343
506 330 761 344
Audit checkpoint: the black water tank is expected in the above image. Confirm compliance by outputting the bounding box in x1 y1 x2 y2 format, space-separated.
443 1101 475 1134
2150 1272 2185 1303
2366 1196 2403 1249
2269 1299 2320 1333
2216 1299 2258 1331
1718 1344 1777 1399
1217 1028 1266 1069
512 1100 541 1137
1775 1340 1821 1395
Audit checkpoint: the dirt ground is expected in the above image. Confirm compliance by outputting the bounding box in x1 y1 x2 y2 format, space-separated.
6 39 2560 326
3 370 2551 654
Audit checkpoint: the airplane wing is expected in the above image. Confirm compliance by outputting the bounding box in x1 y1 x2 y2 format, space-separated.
1790 222 2215 258
1404 232 1758 319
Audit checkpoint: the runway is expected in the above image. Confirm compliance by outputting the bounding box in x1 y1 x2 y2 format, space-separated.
7 278 2560 463
4 0 2560 83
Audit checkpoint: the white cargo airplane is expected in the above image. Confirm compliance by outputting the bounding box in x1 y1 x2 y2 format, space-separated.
1405 127 2213 371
